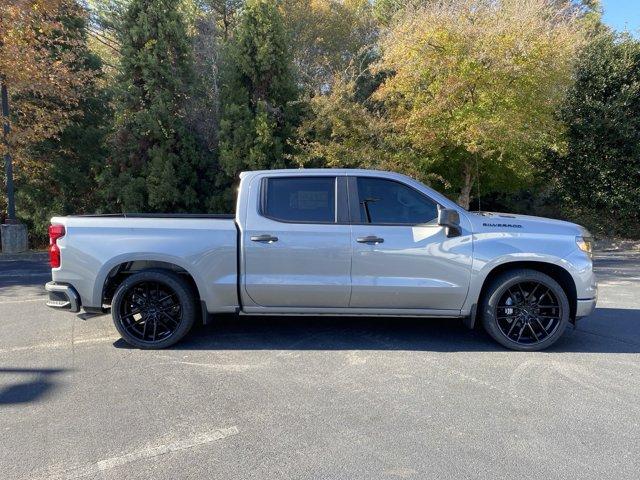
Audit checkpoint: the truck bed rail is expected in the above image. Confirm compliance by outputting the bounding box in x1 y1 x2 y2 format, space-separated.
66 213 236 219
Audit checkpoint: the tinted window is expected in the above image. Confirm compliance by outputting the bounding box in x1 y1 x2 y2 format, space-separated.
263 177 336 223
356 177 438 225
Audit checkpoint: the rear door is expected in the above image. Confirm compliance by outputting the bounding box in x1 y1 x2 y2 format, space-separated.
242 175 352 308
348 175 472 311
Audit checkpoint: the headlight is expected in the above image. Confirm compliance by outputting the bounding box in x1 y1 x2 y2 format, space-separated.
576 236 593 258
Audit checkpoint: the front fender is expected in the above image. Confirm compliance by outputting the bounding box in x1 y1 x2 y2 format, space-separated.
462 232 579 314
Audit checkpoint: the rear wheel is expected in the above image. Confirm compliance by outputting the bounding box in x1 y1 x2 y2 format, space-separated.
111 269 196 349
481 269 570 351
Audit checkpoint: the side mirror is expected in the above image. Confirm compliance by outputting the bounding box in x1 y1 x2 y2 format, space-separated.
437 208 461 237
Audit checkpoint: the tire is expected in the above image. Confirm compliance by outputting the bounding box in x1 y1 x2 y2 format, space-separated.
111 269 197 349
480 269 570 351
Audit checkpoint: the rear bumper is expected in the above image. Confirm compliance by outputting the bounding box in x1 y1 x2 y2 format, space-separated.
576 297 597 319
45 282 81 313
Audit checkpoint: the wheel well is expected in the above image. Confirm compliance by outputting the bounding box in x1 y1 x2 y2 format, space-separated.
102 261 201 307
477 261 577 322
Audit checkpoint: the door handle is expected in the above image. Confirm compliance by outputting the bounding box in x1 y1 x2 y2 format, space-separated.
251 234 278 243
357 236 384 244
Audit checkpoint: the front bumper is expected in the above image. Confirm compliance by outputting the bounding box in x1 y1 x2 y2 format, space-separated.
562 248 597 319
45 282 81 313
576 297 597 318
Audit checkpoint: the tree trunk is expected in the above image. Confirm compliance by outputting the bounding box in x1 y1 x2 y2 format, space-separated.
457 162 475 210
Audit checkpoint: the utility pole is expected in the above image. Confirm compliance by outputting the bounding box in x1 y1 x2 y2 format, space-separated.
1 80 16 222
0 79 27 253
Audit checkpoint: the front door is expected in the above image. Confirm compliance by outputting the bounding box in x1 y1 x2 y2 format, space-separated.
243 175 352 308
348 176 472 311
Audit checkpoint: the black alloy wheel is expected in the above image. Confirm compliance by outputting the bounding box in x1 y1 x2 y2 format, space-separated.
495 281 562 345
481 269 570 351
119 281 182 343
111 270 196 349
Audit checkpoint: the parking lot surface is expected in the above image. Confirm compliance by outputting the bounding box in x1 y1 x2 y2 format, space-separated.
0 251 639 479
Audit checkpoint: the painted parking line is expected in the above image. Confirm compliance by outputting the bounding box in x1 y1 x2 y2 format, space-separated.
0 297 45 305
0 334 121 354
0 272 50 278
35 426 239 479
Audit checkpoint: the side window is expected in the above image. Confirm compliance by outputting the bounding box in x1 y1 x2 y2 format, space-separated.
356 177 438 225
263 177 336 223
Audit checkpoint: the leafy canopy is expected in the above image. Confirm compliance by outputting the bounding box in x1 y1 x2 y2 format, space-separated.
0 0 96 167
373 0 587 207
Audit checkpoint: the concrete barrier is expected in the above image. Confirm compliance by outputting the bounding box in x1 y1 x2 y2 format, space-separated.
1 223 28 253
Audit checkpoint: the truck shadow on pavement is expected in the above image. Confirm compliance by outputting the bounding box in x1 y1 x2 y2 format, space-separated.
112 307 640 354
0 368 66 406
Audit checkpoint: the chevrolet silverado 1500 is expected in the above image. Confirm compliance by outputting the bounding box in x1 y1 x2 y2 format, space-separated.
45 169 597 351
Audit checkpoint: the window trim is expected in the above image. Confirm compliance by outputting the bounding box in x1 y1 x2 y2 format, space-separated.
347 176 441 226
259 176 346 225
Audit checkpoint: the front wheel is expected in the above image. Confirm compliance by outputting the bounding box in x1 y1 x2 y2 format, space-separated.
111 269 196 349
481 269 570 351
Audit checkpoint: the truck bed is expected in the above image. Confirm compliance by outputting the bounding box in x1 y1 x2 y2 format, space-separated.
50 214 239 312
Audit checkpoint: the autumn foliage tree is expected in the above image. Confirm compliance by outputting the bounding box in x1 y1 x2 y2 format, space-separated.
372 0 587 208
0 0 96 216
295 76 383 166
280 0 378 94
16 4 110 241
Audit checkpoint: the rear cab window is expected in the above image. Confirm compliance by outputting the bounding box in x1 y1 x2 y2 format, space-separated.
261 177 337 223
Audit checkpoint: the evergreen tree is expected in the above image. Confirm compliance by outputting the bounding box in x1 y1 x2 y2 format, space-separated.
550 32 640 237
106 0 208 212
216 0 299 210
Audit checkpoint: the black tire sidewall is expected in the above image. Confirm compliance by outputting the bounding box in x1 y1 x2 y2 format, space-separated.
481 269 570 351
111 269 196 349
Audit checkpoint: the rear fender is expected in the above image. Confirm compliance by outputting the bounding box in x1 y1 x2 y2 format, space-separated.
93 253 207 309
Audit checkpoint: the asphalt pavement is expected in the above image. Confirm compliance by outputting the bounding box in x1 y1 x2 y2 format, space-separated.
0 250 639 479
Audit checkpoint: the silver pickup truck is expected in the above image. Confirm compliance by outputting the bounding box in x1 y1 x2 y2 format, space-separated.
45 169 597 351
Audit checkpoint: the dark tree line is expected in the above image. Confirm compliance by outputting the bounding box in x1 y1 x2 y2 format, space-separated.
3 0 639 243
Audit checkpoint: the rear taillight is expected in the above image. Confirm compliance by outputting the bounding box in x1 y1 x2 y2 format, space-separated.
49 224 65 268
